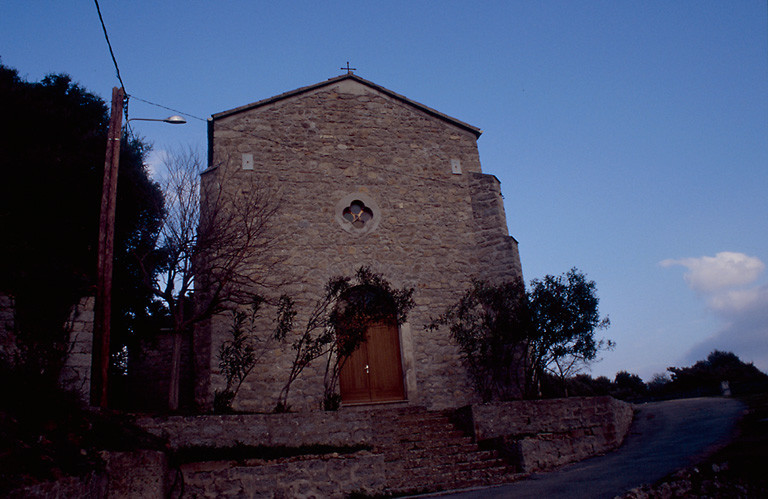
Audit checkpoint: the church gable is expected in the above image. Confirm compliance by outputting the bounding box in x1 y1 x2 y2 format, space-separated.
212 74 482 138
209 75 483 182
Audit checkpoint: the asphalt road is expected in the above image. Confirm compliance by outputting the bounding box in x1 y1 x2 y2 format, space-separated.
436 397 745 499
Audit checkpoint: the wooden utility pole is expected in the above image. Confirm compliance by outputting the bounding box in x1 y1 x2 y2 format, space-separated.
91 86 124 408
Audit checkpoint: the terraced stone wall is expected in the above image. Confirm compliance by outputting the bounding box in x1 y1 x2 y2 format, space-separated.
466 396 634 472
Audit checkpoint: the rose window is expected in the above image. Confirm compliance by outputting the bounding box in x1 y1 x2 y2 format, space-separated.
342 200 374 228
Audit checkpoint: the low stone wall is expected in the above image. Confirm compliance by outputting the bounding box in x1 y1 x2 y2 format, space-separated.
136 410 381 450
9 450 167 499
465 396 633 472
15 398 632 497
8 472 108 499
181 453 387 498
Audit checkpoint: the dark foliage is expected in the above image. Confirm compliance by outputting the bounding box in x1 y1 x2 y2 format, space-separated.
545 351 768 402
0 364 165 493
664 350 768 398
428 279 528 402
612 371 648 402
0 62 164 381
431 268 612 401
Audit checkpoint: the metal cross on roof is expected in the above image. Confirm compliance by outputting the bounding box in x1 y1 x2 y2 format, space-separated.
340 61 356 74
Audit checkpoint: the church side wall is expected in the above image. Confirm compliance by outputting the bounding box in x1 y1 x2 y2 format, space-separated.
201 82 515 412
469 172 523 285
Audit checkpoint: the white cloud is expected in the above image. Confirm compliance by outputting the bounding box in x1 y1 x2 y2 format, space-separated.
662 252 768 373
144 149 171 181
707 285 768 316
660 252 765 293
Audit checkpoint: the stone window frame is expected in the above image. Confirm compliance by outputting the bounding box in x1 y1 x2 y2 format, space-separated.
334 192 381 236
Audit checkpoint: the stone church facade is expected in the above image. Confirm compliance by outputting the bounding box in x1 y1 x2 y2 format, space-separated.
195 73 522 412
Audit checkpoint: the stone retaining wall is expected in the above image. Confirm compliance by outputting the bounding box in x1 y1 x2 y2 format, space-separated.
15 398 632 497
135 410 381 450
181 453 387 498
465 396 634 472
9 450 167 499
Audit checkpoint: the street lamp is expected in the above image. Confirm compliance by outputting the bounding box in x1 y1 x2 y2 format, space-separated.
92 87 186 408
129 115 187 124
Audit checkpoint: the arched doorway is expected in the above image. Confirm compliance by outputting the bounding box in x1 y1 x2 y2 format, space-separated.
337 287 406 404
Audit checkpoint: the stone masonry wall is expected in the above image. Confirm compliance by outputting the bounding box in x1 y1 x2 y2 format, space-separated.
199 76 522 413
467 396 634 472
59 296 94 402
469 172 523 285
136 410 379 450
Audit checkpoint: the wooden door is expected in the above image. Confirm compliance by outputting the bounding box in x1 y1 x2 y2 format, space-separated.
339 321 405 404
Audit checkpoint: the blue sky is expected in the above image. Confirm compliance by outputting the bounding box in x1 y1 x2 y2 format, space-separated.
3 1 766 380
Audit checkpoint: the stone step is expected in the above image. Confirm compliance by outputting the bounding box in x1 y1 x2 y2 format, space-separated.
401 457 509 476
394 435 475 450
392 428 467 442
408 443 496 458
376 422 464 438
387 437 485 456
372 407 525 495
386 449 501 471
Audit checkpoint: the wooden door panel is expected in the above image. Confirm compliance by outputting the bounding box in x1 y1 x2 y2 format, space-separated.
339 321 405 404
367 322 405 401
339 340 370 403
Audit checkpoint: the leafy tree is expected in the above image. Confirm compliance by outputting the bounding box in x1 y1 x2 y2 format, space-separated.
433 268 612 400
428 280 528 402
612 371 648 401
527 268 613 396
0 62 163 386
275 267 414 412
647 372 672 399
563 374 612 397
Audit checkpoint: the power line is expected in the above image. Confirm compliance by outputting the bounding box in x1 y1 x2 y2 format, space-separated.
93 0 126 92
128 94 207 122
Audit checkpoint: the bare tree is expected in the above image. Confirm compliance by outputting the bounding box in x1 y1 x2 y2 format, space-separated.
137 148 282 410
